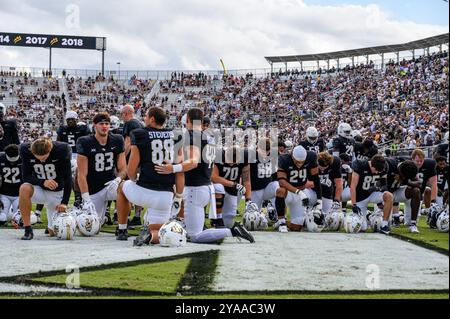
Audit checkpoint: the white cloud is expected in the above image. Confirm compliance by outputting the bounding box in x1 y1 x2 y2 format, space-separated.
0 0 447 72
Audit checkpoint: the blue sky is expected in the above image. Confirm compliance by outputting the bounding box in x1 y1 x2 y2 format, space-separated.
306 0 449 26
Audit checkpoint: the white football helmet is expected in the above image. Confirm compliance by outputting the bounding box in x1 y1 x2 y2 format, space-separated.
368 209 383 232
243 203 262 231
76 213 101 237
344 214 363 233
159 221 187 247
56 213 76 240
110 116 121 130
325 211 345 231
259 213 269 230
436 210 449 233
305 208 325 233
338 123 352 139
262 201 278 226
352 130 362 139
284 140 294 151
65 111 78 121
306 127 319 144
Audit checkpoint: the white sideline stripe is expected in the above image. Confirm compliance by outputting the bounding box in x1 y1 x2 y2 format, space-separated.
0 230 216 280
212 232 449 292
0 283 90 294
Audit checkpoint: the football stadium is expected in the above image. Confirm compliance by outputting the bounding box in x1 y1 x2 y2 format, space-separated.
0 0 448 304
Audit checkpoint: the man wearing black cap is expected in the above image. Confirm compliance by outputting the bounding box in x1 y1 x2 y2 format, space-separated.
76 112 126 226
0 144 23 226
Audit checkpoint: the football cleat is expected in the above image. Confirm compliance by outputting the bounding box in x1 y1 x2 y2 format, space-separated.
278 224 289 233
408 225 420 234
133 227 153 247
116 229 129 241
379 225 391 235
21 228 34 241
230 222 255 243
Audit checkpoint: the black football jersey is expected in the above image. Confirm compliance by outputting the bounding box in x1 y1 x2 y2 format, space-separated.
333 136 355 157
0 153 23 197
20 142 72 204
352 159 385 202
300 139 325 154
215 149 249 196
122 119 144 138
278 151 318 188
417 159 437 193
250 154 277 191
57 124 91 154
131 127 181 192
318 156 341 199
0 120 20 151
76 134 125 195
436 165 449 194
354 142 378 161
183 130 215 187
384 157 407 192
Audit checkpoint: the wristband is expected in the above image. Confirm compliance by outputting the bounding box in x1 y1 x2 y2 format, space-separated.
173 164 183 173
82 192 91 202
174 193 183 199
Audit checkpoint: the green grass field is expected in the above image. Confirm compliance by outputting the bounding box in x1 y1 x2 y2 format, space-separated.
1 199 448 299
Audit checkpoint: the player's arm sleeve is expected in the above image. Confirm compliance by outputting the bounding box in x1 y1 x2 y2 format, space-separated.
61 146 73 205
20 147 45 187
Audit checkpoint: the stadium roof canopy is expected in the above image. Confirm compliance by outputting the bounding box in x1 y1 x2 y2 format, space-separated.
265 33 449 65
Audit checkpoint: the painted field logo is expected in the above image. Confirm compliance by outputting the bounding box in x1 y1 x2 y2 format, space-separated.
66 264 80 289
366 264 380 290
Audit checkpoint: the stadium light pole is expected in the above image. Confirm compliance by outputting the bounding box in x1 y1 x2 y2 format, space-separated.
117 62 121 80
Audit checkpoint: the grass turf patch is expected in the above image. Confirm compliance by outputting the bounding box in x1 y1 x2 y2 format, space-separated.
31 258 191 294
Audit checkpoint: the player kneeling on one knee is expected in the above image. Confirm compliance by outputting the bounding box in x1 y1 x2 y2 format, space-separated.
19 138 72 240
385 158 422 233
116 107 185 244
275 145 323 232
411 149 439 216
211 146 252 228
154 108 254 244
0 144 23 226
317 152 343 216
249 138 279 210
350 154 393 234
76 112 127 230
